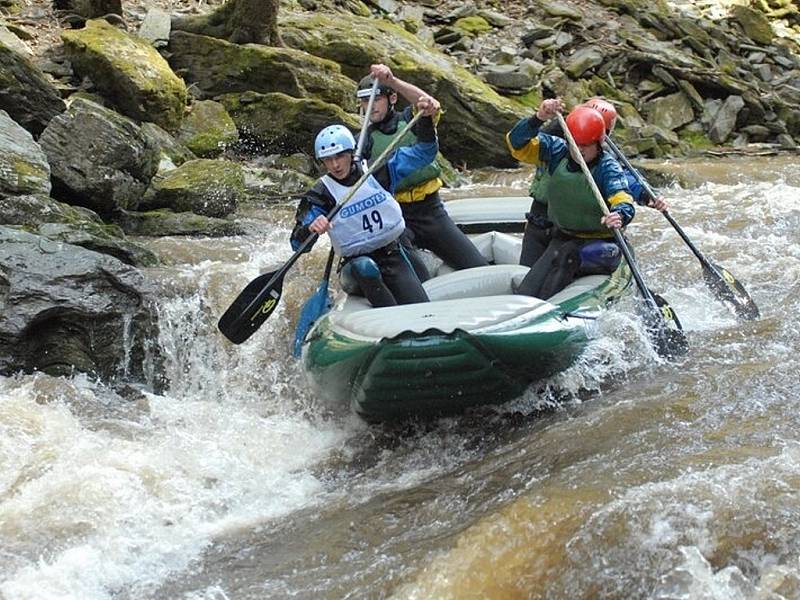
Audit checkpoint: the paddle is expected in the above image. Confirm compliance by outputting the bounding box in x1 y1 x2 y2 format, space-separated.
218 109 425 344
556 112 688 358
603 137 759 321
292 79 380 356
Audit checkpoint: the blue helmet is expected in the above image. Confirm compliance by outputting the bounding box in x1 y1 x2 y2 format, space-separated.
314 125 356 159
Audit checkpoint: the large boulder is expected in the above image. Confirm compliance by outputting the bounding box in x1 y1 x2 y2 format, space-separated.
62 19 188 131
0 226 162 387
217 91 359 155
0 110 50 197
0 41 65 136
167 30 354 109
39 97 160 216
280 12 522 167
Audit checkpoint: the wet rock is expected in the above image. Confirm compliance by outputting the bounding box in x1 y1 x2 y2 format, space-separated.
218 91 359 157
0 41 66 136
113 207 245 237
0 226 162 388
167 30 354 110
141 158 245 218
0 110 50 197
39 97 159 216
35 222 159 267
176 100 239 158
708 95 745 143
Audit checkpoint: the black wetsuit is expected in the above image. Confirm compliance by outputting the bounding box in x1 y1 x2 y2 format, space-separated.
362 106 488 280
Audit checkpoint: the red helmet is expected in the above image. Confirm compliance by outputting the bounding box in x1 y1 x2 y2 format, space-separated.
584 97 617 133
565 106 606 145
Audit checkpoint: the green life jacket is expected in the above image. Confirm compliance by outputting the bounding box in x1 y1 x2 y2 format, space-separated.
537 158 607 234
528 165 546 205
369 115 441 193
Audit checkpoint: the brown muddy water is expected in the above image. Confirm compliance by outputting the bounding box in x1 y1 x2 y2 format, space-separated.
1 156 799 599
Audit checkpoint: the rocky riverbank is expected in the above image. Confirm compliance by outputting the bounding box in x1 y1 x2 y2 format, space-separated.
0 0 798 385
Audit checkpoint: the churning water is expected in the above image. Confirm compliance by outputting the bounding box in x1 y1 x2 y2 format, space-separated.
1 156 799 599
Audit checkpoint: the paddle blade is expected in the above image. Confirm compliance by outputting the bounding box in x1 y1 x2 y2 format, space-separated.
218 270 284 344
702 262 760 321
292 280 332 357
648 291 689 358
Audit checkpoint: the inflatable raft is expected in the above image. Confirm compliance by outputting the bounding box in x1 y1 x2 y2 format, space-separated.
299 197 633 421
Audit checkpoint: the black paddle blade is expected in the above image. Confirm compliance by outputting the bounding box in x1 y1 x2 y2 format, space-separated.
218 270 284 344
703 262 760 321
639 292 689 359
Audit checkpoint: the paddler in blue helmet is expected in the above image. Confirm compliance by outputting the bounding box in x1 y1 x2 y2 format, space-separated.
289 94 442 308
356 64 488 280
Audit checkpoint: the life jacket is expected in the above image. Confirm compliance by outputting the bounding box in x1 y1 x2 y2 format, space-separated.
369 114 442 203
321 173 405 257
537 158 610 236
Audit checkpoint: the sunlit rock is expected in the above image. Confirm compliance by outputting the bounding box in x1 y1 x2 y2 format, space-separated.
62 19 188 131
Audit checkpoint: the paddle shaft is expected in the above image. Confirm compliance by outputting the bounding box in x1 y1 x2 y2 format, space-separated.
555 113 661 314
355 78 379 163
235 110 426 324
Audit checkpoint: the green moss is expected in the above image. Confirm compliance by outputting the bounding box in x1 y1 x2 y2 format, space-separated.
454 16 492 36
282 13 517 108
159 159 244 192
678 129 714 149
514 89 543 109
13 158 48 181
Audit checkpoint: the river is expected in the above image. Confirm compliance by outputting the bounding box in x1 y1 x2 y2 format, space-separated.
1 155 799 599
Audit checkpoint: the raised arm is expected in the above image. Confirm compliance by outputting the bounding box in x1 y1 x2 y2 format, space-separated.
370 64 441 115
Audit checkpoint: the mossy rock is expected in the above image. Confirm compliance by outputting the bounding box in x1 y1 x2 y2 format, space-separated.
281 12 523 168
113 207 245 237
731 5 775 44
677 128 714 150
141 158 245 218
218 91 359 155
167 30 355 110
140 122 196 168
454 16 492 36
62 19 188 131
177 100 239 157
513 89 543 110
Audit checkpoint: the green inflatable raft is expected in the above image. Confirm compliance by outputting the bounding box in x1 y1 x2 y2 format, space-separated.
298 197 634 422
